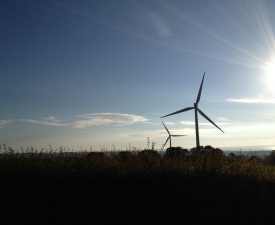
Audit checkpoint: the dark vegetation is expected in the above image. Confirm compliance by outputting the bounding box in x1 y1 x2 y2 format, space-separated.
1 145 275 224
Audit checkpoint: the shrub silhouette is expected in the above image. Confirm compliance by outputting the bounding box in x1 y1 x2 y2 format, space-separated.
165 147 188 157
265 150 275 164
248 155 261 163
86 152 104 160
138 150 159 160
117 151 134 160
189 145 224 157
189 146 205 155
228 152 236 160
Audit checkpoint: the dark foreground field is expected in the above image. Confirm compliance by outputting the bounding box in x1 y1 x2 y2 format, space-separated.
1 146 275 225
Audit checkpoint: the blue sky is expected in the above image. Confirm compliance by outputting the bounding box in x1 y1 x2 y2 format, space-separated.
1 0 275 150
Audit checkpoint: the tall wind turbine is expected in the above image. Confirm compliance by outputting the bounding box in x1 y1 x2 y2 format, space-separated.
161 72 224 150
162 121 186 149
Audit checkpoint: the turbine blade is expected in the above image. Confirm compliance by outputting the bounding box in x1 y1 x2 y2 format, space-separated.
161 121 170 135
161 107 194 118
196 72 205 104
163 137 170 148
198 108 224 133
171 135 187 137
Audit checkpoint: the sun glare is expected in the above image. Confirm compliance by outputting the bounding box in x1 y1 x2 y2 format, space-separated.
264 57 275 91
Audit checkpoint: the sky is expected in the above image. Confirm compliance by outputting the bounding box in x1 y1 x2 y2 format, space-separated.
1 0 275 151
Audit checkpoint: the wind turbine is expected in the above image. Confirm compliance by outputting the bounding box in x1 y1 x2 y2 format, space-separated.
161 72 224 150
162 121 186 149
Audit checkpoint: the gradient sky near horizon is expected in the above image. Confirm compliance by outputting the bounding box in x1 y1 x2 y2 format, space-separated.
1 0 275 151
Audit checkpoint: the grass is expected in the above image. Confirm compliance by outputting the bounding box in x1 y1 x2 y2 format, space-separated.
0 145 274 180
1 145 275 224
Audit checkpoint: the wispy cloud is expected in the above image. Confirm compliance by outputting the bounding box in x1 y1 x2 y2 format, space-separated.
20 117 64 127
216 117 231 122
226 97 275 104
21 113 148 129
69 113 148 128
157 127 220 136
43 116 61 123
180 120 230 126
163 122 175 125
147 11 171 38
0 120 13 127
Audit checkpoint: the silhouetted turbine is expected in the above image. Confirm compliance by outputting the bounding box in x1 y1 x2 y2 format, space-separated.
162 121 186 149
161 72 224 149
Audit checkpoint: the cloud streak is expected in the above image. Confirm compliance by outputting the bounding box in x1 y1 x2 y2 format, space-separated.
180 120 230 126
162 121 175 126
226 97 275 104
21 118 63 127
158 127 221 136
147 12 171 38
21 113 148 129
0 120 13 127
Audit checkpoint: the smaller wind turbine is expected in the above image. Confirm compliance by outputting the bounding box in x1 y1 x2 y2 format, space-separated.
162 121 186 149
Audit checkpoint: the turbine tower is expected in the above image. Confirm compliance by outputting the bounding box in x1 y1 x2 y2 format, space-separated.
162 121 186 149
161 72 224 150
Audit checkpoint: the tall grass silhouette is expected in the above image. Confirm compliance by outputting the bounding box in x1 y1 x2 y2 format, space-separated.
1 144 275 224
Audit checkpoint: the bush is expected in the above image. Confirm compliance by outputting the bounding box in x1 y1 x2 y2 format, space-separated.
265 150 275 164
138 150 159 159
165 147 188 157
